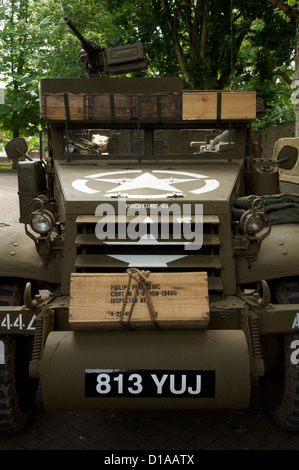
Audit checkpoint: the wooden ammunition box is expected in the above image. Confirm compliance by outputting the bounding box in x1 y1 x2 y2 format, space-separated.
41 92 182 121
41 93 88 120
90 93 136 120
69 272 209 330
182 91 256 120
135 94 182 120
41 90 256 122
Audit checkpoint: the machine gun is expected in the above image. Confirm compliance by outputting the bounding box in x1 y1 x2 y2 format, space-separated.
63 16 148 76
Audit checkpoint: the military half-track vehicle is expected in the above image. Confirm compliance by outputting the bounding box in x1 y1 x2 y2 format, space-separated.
1 18 299 434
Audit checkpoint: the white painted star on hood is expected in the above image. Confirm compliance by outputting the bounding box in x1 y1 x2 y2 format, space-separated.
106 234 188 267
101 172 195 194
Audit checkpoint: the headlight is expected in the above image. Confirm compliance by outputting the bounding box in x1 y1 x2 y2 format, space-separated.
30 211 53 235
244 213 266 234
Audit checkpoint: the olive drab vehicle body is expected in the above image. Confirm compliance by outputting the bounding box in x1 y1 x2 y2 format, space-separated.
1 18 299 433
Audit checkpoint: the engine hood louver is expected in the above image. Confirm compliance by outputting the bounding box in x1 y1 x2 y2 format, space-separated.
74 214 223 292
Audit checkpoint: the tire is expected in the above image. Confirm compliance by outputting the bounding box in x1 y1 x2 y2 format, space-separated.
260 279 299 431
0 279 39 433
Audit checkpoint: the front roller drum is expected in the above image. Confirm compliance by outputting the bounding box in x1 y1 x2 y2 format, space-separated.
41 330 251 410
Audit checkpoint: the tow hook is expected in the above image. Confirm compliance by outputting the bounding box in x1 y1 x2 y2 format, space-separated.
24 282 42 309
238 279 271 309
257 280 271 308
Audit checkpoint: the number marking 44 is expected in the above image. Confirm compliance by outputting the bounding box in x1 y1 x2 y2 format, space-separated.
0 313 36 332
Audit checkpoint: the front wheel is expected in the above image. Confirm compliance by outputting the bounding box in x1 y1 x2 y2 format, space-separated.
260 279 299 431
0 279 39 433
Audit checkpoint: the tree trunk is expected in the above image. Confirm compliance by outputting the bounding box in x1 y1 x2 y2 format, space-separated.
13 123 19 139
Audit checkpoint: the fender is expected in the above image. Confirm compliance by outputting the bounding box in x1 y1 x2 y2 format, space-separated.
0 222 60 284
235 223 299 284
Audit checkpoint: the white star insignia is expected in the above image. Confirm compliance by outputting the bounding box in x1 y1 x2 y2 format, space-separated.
106 234 188 267
91 172 197 197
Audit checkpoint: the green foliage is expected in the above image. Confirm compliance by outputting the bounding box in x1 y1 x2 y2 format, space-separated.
252 102 295 131
31 0 111 78
0 0 296 137
233 6 296 130
0 0 42 137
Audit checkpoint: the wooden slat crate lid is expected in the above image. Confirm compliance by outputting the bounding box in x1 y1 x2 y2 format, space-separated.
182 91 256 120
41 92 135 121
41 90 256 122
135 93 182 120
69 271 209 330
90 93 136 120
41 93 88 120
41 92 182 121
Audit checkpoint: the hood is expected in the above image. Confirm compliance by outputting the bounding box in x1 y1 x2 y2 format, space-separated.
55 161 243 214
55 160 242 294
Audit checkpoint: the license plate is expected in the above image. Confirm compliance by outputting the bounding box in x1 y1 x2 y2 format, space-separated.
85 369 215 398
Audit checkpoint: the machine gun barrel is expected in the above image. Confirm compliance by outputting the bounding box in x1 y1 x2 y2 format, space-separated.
63 16 148 76
63 16 100 58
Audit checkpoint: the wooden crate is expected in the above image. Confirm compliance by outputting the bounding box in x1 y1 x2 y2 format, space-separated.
135 94 182 120
221 92 256 119
69 272 209 330
183 92 218 120
90 93 136 120
182 91 256 120
41 93 88 120
41 90 255 121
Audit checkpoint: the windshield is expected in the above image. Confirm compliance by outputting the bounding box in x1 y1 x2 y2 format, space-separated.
63 129 143 156
153 129 234 155
63 128 235 157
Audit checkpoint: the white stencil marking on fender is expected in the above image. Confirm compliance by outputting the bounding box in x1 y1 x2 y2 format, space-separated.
0 340 4 365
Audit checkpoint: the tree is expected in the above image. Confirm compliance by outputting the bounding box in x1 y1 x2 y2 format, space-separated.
0 0 42 139
0 0 107 139
0 0 296 138
267 0 299 135
96 0 296 92
31 0 111 78
159 0 240 89
233 6 296 130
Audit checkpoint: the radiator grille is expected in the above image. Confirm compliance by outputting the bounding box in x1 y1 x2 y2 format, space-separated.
74 214 223 291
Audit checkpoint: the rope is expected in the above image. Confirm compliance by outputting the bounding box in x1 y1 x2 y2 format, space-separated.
120 268 159 329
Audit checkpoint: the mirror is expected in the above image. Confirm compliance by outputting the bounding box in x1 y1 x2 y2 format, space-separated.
276 145 298 170
5 137 29 160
